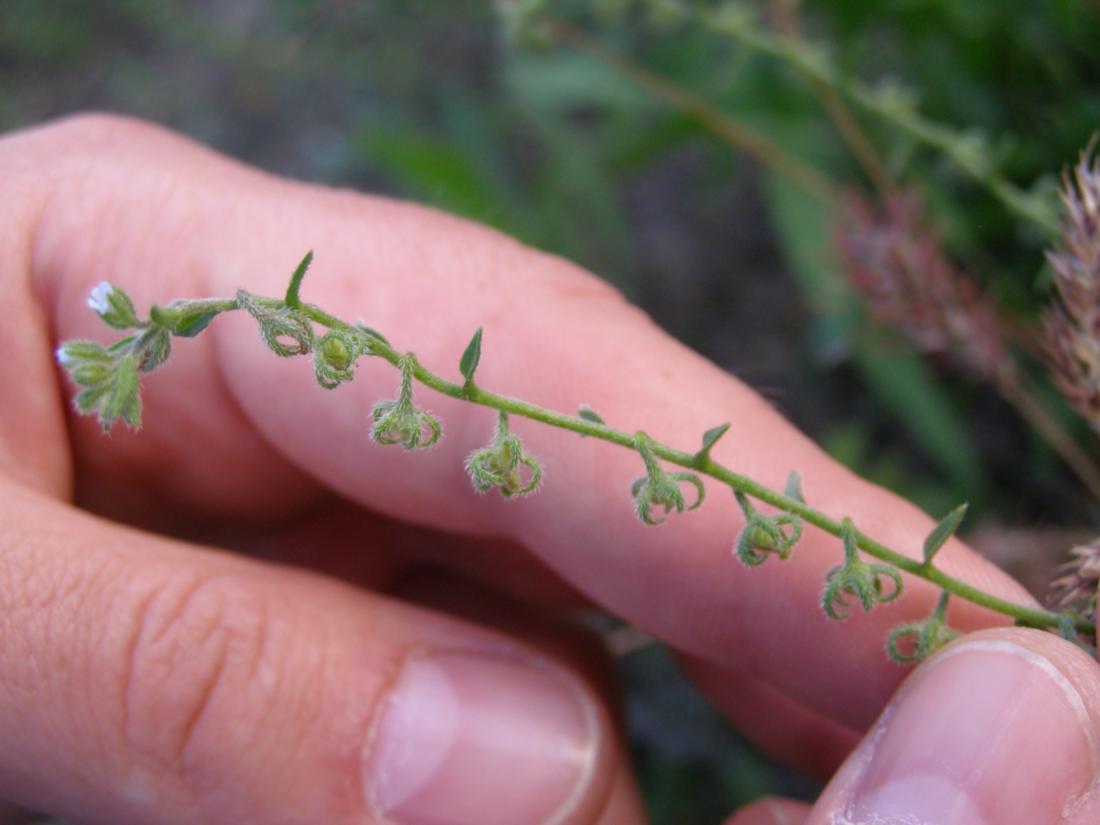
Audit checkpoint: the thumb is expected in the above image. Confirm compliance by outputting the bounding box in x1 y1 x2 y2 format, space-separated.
807 628 1100 824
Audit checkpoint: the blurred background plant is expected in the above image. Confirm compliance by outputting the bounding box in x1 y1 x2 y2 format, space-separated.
6 0 1100 821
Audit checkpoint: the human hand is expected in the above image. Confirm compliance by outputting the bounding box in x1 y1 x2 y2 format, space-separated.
0 114 1093 825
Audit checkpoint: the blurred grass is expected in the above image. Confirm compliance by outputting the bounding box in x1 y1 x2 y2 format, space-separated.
5 0 1100 821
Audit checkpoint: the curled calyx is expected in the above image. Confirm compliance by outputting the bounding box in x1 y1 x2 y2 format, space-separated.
466 410 542 497
885 590 959 664
630 432 705 525
314 329 367 389
822 517 903 620
237 289 314 357
733 490 803 566
371 353 442 449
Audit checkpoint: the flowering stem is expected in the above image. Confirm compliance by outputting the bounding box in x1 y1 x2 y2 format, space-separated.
288 301 1092 636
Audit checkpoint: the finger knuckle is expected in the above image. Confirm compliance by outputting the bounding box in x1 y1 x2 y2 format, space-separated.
115 571 286 785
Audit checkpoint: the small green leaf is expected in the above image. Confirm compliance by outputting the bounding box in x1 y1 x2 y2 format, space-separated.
578 406 604 425
697 423 731 458
173 311 218 337
74 384 110 413
784 471 805 503
459 327 483 386
284 250 314 309
57 340 111 365
357 324 390 346
101 354 141 431
70 363 112 387
137 327 172 373
923 502 969 563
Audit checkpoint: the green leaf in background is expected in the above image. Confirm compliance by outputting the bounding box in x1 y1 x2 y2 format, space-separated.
353 121 520 236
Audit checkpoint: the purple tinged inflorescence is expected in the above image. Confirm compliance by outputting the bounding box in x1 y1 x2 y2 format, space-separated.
1043 145 1100 429
837 191 1009 382
1048 538 1100 623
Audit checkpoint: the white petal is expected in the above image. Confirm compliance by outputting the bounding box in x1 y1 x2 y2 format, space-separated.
86 281 114 315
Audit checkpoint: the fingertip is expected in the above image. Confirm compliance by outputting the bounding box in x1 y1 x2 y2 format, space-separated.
808 627 1100 825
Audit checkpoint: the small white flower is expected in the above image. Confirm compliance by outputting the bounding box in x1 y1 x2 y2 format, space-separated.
55 346 74 367
86 281 114 315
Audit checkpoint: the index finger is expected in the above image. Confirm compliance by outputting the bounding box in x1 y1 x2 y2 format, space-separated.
16 113 1034 731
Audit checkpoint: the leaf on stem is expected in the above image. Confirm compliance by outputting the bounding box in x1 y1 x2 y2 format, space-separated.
577 406 605 436
459 327 483 387
784 471 805 503
696 422 731 460
356 323 390 346
923 502 968 563
578 405 605 425
284 250 314 309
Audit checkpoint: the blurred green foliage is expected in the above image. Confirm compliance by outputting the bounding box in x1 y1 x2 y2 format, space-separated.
5 1 1100 821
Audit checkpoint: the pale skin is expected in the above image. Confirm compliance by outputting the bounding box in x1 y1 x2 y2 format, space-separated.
2 113 1100 825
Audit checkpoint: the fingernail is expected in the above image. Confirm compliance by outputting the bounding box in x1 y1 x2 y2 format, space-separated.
363 650 600 825
837 640 1099 825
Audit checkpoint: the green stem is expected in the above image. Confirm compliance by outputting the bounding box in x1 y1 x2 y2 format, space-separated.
638 0 1059 235
290 301 1091 636
543 15 839 206
159 294 1086 635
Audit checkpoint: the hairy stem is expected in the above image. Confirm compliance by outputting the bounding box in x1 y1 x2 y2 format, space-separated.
292 300 1092 636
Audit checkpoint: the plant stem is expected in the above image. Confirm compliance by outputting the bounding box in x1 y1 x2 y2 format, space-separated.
289 300 1094 636
767 0 893 198
543 16 840 206
997 369 1100 503
636 0 1059 234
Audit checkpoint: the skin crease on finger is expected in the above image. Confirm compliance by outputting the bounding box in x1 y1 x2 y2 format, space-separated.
0 474 634 825
0 113 660 825
0 116 654 825
7 114 1035 736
